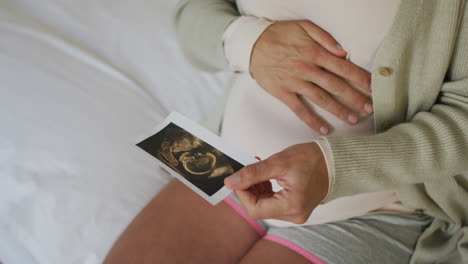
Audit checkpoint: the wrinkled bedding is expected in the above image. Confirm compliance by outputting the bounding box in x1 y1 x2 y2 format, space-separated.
0 0 230 263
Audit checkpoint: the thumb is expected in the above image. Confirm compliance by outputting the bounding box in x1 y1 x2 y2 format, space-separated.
235 189 288 220
224 159 278 190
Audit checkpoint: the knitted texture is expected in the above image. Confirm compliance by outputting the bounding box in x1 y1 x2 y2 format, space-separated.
174 0 238 71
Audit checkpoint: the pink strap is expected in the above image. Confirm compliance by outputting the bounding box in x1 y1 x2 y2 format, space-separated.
224 196 266 236
264 234 327 264
224 197 327 264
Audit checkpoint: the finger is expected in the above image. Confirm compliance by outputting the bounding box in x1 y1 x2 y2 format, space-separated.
235 190 259 218
297 20 347 58
289 79 359 125
281 93 330 135
319 54 372 92
295 65 373 115
224 158 283 190
235 189 290 220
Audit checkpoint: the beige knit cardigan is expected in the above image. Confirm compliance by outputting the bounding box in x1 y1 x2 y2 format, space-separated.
174 0 468 262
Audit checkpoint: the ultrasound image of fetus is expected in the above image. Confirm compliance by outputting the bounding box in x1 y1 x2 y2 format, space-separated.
179 151 217 175
157 124 236 179
137 122 243 196
159 129 203 167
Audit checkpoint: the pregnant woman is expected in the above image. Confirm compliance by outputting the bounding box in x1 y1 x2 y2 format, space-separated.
105 1 468 263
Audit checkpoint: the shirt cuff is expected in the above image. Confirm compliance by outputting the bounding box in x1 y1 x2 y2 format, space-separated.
222 16 274 74
314 137 335 204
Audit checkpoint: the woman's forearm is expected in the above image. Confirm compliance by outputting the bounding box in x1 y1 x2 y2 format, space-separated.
322 2 468 203
173 0 239 71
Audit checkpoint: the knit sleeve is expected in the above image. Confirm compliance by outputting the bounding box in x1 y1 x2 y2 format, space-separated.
173 0 239 72
322 9 468 204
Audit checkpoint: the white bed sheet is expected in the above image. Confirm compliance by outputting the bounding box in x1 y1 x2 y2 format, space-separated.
0 0 231 263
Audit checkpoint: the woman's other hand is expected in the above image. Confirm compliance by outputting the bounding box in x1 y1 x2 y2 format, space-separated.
250 20 373 135
224 143 329 224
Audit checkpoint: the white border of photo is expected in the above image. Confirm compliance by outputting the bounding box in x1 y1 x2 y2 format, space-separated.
137 112 258 205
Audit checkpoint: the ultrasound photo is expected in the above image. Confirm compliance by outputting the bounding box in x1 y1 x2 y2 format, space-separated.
136 113 254 204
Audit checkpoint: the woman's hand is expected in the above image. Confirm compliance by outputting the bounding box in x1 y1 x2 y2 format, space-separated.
250 20 373 135
224 143 329 224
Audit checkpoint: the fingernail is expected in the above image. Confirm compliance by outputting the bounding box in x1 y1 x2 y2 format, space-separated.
364 103 373 114
225 173 240 186
320 126 329 135
348 114 358 125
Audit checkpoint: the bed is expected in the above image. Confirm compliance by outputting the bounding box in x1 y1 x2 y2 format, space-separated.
0 0 231 263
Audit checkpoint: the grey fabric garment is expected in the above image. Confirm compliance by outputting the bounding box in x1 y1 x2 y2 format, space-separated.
227 193 433 264
268 213 433 264
209 116 433 263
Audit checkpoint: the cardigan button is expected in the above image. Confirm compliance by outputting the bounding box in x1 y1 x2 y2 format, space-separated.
382 121 394 131
379 67 392 77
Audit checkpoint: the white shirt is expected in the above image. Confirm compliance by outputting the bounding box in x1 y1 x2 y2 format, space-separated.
221 0 414 227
